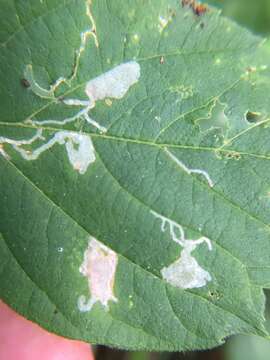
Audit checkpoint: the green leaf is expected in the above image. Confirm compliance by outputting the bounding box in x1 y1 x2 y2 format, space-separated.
1 0 270 351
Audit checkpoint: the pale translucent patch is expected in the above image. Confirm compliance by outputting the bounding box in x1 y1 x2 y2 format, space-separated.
132 33 140 43
169 84 193 101
0 130 95 175
165 148 214 187
161 242 212 289
85 61 140 104
196 100 229 140
62 132 95 174
78 237 118 312
158 15 172 32
151 210 212 289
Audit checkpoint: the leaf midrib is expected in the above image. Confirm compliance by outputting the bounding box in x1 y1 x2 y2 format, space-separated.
1 116 270 240
2 119 270 160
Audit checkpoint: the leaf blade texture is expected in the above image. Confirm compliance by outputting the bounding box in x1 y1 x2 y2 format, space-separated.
1 0 270 351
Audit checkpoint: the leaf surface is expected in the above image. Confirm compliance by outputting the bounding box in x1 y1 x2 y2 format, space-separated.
1 0 270 351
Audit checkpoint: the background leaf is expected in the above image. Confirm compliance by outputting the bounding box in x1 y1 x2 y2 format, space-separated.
202 0 270 35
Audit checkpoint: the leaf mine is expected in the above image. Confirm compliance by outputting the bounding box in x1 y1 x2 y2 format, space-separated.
164 148 214 187
78 237 118 312
151 211 212 289
22 0 140 134
1 0 270 351
27 61 140 133
0 130 96 174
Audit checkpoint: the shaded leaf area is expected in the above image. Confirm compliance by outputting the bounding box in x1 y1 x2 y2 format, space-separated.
93 290 270 358
94 344 224 360
1 0 270 351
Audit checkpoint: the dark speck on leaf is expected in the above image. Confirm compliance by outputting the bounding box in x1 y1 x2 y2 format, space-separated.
246 110 262 123
168 8 176 17
181 0 191 7
57 96 65 102
21 78 30 88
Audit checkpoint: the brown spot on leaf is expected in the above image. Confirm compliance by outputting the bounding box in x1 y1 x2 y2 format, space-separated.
193 4 207 16
181 0 208 16
21 78 30 88
226 151 241 160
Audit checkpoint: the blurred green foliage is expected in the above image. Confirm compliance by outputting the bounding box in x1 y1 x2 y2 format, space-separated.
226 291 270 360
226 335 270 360
203 0 270 35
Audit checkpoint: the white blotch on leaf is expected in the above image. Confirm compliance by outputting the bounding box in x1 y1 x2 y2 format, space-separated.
85 61 140 104
63 132 95 174
0 130 95 175
78 237 118 312
151 211 212 289
165 148 214 188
